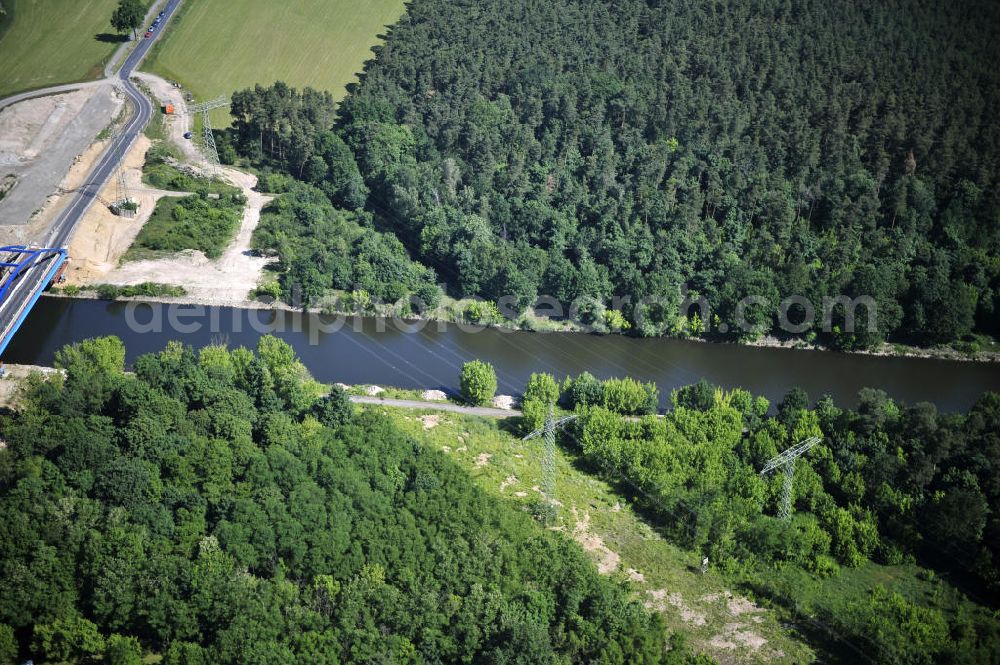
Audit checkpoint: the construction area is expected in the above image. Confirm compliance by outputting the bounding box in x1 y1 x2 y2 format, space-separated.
0 67 274 308
0 84 122 242
61 73 272 306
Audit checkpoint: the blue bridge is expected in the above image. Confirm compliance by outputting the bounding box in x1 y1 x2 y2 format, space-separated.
0 245 68 356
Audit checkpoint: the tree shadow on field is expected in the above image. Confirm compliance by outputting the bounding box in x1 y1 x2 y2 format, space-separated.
95 32 129 44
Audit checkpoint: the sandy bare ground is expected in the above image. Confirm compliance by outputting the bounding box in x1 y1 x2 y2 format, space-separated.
133 72 203 164
0 364 62 410
0 85 122 236
65 72 272 303
97 177 271 304
63 135 180 283
571 506 621 574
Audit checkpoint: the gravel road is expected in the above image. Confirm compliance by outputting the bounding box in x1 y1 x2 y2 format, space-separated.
350 395 521 418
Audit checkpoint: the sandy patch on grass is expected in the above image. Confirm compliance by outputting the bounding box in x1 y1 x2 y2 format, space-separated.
474 452 492 468
419 414 440 429
708 623 767 651
571 507 621 574
92 167 272 303
646 589 707 626
700 590 764 617
62 135 178 283
727 595 763 617
626 568 645 582
499 475 518 491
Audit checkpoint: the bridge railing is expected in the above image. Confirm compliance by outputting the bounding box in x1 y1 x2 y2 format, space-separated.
0 245 68 302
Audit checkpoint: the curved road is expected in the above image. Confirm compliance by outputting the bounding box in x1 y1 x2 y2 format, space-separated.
0 0 183 356
47 0 182 247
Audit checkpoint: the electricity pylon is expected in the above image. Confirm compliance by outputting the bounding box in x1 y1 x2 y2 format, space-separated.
109 110 134 217
760 436 821 520
523 407 577 520
185 96 228 166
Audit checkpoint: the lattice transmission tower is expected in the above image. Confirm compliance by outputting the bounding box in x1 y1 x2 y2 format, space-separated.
760 436 821 520
523 407 578 521
185 96 229 167
109 106 135 218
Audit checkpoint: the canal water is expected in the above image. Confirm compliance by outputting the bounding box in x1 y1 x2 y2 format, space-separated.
5 297 999 412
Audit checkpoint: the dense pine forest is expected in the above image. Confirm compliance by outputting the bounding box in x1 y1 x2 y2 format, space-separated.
0 338 700 663
228 0 1000 349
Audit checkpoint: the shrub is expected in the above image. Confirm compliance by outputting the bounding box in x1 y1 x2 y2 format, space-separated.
520 396 547 433
106 634 143 665
561 371 603 408
460 360 497 406
524 372 559 405
464 300 502 325
602 377 658 415
603 308 631 331
672 379 715 411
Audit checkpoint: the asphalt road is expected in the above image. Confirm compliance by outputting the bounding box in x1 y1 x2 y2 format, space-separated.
0 0 183 356
48 0 183 248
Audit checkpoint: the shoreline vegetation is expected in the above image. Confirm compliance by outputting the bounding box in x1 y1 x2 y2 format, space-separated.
43 288 1000 364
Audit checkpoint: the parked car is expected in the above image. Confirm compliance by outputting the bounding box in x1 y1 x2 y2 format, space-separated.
145 30 153 38
183 131 193 139
158 10 165 17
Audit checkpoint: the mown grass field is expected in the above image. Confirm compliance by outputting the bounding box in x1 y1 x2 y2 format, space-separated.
145 0 405 125
0 0 130 97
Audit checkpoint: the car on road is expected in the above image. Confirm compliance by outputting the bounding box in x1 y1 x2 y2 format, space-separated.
145 30 153 38
159 10 165 16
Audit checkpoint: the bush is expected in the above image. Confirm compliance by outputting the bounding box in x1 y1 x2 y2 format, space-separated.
603 308 631 331
672 379 717 411
524 372 559 405
602 377 658 415
464 300 502 325
561 371 603 409
521 396 547 433
255 169 294 194
106 634 143 665
254 280 282 301
93 283 187 300
460 360 497 406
